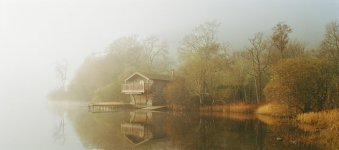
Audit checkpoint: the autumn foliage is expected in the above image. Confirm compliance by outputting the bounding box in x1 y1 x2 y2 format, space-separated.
264 57 335 112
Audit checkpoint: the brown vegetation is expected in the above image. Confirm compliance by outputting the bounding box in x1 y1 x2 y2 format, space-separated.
256 101 295 117
256 115 282 125
200 102 257 113
295 109 339 150
264 57 335 112
296 109 339 129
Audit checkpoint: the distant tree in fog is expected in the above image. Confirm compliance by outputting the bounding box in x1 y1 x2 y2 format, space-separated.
319 21 339 69
143 36 168 73
271 22 292 59
55 60 68 90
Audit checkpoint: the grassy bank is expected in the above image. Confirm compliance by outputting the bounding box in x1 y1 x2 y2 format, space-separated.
296 109 339 149
199 101 290 115
256 103 339 149
172 101 339 126
296 109 339 130
196 102 339 149
255 101 295 117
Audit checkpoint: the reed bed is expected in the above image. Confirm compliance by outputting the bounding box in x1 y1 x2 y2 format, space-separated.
296 108 339 128
296 109 339 150
200 102 257 113
255 101 292 117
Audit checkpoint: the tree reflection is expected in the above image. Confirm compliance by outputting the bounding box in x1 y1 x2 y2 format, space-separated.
163 112 261 149
52 117 65 145
51 104 326 150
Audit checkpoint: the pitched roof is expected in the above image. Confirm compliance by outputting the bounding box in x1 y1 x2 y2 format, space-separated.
124 72 171 82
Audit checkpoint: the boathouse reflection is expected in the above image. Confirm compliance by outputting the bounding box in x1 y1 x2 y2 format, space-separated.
121 110 166 145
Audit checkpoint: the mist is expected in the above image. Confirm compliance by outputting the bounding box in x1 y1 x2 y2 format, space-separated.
0 0 338 149
1 0 338 99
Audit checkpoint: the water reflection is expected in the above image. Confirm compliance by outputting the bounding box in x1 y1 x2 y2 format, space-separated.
163 112 264 150
52 118 65 145
121 110 166 145
50 103 325 150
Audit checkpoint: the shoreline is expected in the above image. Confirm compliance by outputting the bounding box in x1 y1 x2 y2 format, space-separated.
169 102 338 130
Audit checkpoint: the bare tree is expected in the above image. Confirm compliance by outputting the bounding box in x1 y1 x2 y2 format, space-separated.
143 36 168 72
285 40 305 58
247 32 268 103
319 21 339 102
179 21 226 104
55 60 69 90
320 21 339 68
228 51 252 102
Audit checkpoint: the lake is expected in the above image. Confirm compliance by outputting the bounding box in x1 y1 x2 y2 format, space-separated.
50 101 326 150
0 100 328 150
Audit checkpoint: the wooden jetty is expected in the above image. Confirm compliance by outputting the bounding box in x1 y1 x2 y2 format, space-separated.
89 102 167 113
88 102 131 113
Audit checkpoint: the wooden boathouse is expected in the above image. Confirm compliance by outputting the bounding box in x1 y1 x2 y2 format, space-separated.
121 72 171 108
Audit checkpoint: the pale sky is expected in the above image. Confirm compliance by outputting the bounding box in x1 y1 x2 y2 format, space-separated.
0 1 338 148
0 0 338 100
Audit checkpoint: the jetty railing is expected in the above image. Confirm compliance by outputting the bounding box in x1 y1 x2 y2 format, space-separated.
88 102 132 113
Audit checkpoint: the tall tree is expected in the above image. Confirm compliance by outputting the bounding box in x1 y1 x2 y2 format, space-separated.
320 21 339 65
227 51 253 102
271 22 292 59
142 36 169 73
319 21 339 104
246 32 268 103
178 22 228 104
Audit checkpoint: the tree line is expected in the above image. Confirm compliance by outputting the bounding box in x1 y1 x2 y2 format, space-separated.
54 21 339 113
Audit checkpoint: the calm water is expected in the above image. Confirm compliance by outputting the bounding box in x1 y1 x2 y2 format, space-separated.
0 100 328 150
49 102 325 150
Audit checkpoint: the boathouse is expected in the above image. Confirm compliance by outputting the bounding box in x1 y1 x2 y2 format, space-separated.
121 72 171 107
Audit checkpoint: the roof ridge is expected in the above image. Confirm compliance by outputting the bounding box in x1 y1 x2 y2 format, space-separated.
125 72 171 81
